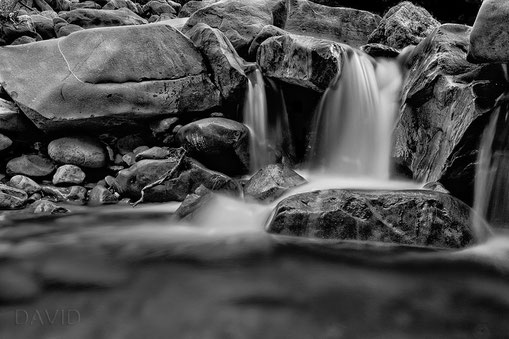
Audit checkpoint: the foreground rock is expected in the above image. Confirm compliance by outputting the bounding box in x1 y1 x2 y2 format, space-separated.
285 0 380 47
48 137 107 168
244 164 307 202
177 118 250 176
0 24 221 132
468 0 509 63
257 34 344 92
368 1 439 49
267 189 475 248
0 184 28 209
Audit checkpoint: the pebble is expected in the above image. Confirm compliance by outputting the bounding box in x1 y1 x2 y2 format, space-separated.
9 174 41 195
48 136 107 168
52 164 86 185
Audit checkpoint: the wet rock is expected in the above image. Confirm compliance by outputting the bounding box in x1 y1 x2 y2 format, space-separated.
28 192 42 203
177 118 250 176
52 164 86 185
31 199 70 214
103 0 142 14
248 24 287 59
175 185 214 220
41 185 87 204
133 145 150 155
368 1 440 50
393 24 489 202
183 0 286 56
122 152 137 166
88 184 118 206
422 182 450 194
360 43 400 58
185 23 249 103
286 0 380 47
0 24 221 132
468 0 509 63
244 164 307 202
135 146 171 161
59 8 147 28
0 184 28 209
9 175 41 195
257 34 344 92
268 189 476 249
0 133 12 151
0 264 40 303
150 117 179 136
48 137 107 169
6 154 56 178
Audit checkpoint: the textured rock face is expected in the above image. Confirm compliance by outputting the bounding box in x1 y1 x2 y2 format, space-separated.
48 137 107 168
468 0 509 63
257 34 344 92
393 24 489 202
267 189 476 248
177 118 250 176
0 24 221 132
286 0 381 47
183 0 286 56
368 1 439 50
59 8 147 28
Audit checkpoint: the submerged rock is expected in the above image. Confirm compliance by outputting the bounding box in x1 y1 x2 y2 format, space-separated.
0 24 221 132
6 154 56 178
48 137 107 169
267 189 476 248
59 8 147 28
244 164 307 202
177 118 250 176
286 0 381 47
0 184 28 209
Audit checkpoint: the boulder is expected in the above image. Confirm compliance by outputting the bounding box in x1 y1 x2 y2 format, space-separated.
468 0 509 63
0 184 28 209
0 24 221 132
393 24 491 202
244 163 307 202
52 164 86 185
48 137 107 168
257 34 344 92
177 118 250 176
59 8 147 28
368 1 440 50
285 0 381 47
267 189 476 249
6 155 56 178
185 23 249 104
9 175 41 195
182 0 286 56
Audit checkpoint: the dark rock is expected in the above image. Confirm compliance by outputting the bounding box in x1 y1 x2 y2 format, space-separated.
0 133 12 151
6 154 56 178
1 14 39 44
257 34 344 92
41 185 87 204
247 24 286 59
0 98 38 135
48 137 107 169
177 118 250 176
175 185 214 220
185 23 249 104
135 146 171 161
0 24 221 132
286 0 380 47
59 8 147 28
0 184 28 209
10 36 37 45
267 189 477 249
143 0 178 17
9 175 41 195
244 164 307 202
88 184 118 206
183 0 286 56
30 14 56 39
52 164 86 185
31 199 70 214
360 43 400 58
468 0 509 63
368 1 439 50
55 23 84 37
116 134 147 155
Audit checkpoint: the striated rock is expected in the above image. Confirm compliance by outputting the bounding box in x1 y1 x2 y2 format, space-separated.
248 24 286 59
48 137 107 168
9 175 41 195
360 43 400 58
177 118 250 176
185 23 249 103
244 163 307 202
257 34 344 92
59 8 147 28
183 0 286 56
0 24 221 132
135 146 171 161
468 0 509 63
41 185 87 204
88 185 118 206
368 1 439 50
393 24 490 202
6 155 56 178
52 164 86 185
0 184 28 209
286 0 381 47
31 199 70 214
0 133 12 151
267 189 476 248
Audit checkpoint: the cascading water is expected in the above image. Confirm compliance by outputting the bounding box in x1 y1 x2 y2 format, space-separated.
308 49 404 179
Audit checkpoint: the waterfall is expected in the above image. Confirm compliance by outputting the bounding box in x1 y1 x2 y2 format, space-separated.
307 49 403 179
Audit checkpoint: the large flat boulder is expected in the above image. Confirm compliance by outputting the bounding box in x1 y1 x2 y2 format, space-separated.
267 189 477 249
285 0 381 47
0 24 221 132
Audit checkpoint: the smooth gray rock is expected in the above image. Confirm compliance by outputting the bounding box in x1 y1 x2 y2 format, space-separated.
52 164 86 185
6 155 56 178
48 137 107 169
